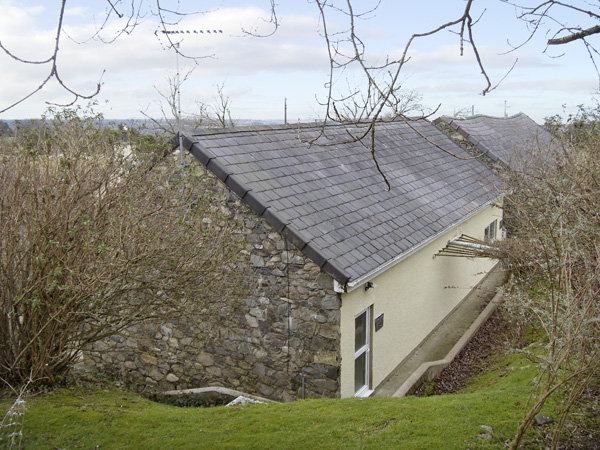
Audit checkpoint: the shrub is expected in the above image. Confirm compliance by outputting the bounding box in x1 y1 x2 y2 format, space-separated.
0 108 248 387
500 109 600 449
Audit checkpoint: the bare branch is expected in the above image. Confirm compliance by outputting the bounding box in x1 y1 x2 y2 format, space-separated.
106 0 124 19
212 81 237 128
503 1 600 54
548 24 600 44
241 0 280 37
0 0 112 113
305 0 495 188
0 0 231 113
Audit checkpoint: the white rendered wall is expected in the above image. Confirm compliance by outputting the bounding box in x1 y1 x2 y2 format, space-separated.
339 203 502 398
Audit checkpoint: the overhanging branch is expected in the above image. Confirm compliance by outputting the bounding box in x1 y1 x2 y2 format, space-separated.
548 25 600 45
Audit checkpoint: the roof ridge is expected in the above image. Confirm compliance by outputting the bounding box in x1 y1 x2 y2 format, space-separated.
189 122 318 136
439 112 530 122
188 117 432 137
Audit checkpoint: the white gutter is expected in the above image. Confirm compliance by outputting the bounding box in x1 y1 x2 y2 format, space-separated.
333 279 345 294
344 199 498 293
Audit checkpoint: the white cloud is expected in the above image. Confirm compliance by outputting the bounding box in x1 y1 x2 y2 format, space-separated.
0 1 45 33
401 44 554 73
64 6 88 17
502 76 598 93
1 1 598 122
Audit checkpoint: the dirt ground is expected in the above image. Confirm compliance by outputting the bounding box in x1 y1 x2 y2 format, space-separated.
415 306 510 396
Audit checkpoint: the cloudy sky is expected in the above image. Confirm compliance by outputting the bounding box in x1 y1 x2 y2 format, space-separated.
0 0 598 124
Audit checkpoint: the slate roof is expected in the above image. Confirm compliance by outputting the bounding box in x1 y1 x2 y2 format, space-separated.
182 119 498 288
435 113 556 168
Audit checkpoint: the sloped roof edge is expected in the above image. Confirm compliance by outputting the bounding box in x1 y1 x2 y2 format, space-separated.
433 112 557 170
345 198 496 292
183 137 351 285
187 121 324 136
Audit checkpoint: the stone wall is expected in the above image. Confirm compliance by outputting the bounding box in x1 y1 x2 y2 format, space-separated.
85 164 342 401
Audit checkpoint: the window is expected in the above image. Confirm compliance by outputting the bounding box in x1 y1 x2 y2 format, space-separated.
484 219 497 241
354 307 372 396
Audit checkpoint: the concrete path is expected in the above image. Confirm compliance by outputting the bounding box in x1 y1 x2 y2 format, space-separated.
373 265 507 397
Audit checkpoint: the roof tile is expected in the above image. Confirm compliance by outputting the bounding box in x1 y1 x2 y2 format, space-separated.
438 113 557 168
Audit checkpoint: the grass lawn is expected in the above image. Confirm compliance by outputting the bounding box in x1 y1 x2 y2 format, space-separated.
1 353 556 450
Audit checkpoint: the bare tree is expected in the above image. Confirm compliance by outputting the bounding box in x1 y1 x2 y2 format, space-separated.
312 0 600 127
140 72 211 135
498 116 600 449
140 77 236 134
212 81 237 128
314 0 491 123
294 0 508 189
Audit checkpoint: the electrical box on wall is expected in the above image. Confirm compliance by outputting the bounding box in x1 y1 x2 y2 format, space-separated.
375 313 384 331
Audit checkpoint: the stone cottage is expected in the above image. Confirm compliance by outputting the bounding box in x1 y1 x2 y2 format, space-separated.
88 118 503 401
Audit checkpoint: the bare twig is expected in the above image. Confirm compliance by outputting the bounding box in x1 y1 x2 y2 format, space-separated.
0 0 102 113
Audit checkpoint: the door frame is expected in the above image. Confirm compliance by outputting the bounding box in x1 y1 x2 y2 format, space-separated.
354 306 373 397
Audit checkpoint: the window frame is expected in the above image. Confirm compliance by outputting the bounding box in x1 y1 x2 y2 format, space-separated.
484 219 498 241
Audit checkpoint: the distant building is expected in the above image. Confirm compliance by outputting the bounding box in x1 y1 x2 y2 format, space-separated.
434 113 557 169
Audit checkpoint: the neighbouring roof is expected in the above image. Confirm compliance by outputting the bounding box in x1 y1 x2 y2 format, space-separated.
434 113 556 168
181 119 498 288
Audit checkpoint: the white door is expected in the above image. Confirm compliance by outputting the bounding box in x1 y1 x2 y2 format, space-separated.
354 307 371 396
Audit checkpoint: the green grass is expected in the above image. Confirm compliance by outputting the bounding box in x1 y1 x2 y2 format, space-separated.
2 353 557 450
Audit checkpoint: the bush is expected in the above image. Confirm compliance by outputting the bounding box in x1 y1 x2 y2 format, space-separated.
500 108 600 449
0 108 248 387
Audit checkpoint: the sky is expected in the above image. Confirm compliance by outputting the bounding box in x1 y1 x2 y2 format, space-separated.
0 0 598 124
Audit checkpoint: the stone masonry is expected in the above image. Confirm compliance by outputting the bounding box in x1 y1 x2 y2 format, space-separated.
86 162 341 401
